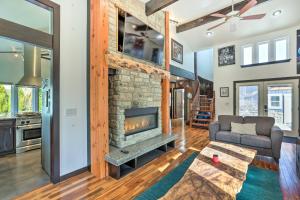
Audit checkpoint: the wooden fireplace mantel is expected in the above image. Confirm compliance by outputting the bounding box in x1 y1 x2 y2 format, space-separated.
105 51 170 79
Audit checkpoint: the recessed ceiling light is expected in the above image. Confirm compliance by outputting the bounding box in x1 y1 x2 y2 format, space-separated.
206 31 214 37
273 10 282 16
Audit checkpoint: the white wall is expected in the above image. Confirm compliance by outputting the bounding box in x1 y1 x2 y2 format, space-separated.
170 24 194 73
213 25 300 116
197 48 214 81
52 0 88 176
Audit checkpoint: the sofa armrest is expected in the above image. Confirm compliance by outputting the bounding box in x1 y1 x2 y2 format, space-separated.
271 126 283 160
209 122 220 141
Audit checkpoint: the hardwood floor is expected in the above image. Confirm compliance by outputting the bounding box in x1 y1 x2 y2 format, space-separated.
15 121 300 200
0 149 49 200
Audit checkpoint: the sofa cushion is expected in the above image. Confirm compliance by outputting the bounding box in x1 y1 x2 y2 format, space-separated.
218 115 244 131
216 131 240 144
244 116 275 136
241 135 271 149
231 122 256 135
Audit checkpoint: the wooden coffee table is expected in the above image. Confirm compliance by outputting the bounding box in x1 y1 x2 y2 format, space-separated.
160 141 257 200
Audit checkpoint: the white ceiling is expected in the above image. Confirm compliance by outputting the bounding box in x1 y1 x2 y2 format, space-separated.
141 0 300 51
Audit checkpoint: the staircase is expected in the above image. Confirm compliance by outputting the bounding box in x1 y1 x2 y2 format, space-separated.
189 81 215 128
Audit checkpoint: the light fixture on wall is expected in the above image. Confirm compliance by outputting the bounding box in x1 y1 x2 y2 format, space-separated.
206 31 214 37
272 10 282 17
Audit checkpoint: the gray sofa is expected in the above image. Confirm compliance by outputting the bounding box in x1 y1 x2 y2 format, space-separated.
209 115 283 160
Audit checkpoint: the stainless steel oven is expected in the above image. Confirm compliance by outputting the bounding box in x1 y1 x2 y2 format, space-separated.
16 113 42 153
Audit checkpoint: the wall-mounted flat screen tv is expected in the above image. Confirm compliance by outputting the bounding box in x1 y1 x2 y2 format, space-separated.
118 11 164 66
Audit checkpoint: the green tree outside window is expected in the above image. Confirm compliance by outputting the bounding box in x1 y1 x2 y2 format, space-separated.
0 85 11 116
18 87 33 112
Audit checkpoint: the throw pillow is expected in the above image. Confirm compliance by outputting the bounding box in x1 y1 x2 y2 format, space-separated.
231 122 257 135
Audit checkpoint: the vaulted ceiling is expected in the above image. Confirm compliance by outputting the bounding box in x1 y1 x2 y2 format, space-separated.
142 0 300 50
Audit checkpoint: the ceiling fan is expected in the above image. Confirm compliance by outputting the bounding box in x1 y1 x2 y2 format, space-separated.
208 0 266 31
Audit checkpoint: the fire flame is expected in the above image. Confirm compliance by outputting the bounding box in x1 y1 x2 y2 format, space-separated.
125 119 150 133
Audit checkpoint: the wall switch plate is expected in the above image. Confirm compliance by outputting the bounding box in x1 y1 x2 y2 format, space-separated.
65 108 77 117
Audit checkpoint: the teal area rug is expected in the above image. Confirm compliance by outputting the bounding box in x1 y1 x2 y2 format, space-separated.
135 153 282 200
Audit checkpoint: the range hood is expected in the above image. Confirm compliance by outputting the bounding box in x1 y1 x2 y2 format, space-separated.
17 44 42 87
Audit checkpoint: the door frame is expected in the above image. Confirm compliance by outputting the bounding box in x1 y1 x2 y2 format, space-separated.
233 76 300 137
0 0 61 183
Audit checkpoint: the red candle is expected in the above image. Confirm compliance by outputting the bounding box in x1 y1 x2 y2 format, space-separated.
212 154 219 163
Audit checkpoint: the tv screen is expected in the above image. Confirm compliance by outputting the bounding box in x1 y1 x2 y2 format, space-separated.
120 13 164 66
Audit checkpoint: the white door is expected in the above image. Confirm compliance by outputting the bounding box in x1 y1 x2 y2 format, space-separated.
236 79 299 137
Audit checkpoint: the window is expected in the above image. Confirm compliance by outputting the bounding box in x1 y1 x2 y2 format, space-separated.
241 36 289 66
243 46 253 65
275 39 288 61
239 85 259 116
258 42 269 63
0 84 12 116
268 94 282 109
18 87 33 112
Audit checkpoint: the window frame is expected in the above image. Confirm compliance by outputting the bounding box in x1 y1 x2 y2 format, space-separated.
256 41 270 63
16 86 40 113
0 83 13 116
0 83 40 115
241 44 254 65
268 94 282 110
274 37 289 61
240 36 290 67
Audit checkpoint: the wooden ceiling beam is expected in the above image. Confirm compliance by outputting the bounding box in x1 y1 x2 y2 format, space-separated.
146 0 179 16
176 0 270 33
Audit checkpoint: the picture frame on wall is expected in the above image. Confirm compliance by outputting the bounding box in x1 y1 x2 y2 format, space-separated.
220 87 229 97
171 39 183 64
218 45 235 66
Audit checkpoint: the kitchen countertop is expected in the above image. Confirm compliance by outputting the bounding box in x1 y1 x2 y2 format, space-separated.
0 114 16 120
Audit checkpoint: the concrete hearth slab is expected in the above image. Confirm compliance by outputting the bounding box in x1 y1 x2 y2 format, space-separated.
105 134 176 166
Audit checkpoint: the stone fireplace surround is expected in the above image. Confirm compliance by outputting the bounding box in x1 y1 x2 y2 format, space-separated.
109 68 162 148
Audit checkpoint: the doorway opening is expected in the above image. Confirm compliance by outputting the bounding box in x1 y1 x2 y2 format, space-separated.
235 79 299 137
0 0 60 199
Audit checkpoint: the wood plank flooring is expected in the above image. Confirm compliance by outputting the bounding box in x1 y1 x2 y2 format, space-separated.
15 121 300 200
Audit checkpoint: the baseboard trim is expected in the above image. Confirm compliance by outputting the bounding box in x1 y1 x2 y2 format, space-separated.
60 166 90 182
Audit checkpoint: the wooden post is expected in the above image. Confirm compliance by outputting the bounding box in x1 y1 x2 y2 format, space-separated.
90 0 109 178
161 12 170 134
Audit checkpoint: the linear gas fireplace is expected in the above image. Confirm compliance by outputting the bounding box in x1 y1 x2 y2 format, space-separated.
124 107 158 136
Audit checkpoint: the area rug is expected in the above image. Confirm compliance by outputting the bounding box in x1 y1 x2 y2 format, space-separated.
135 153 282 200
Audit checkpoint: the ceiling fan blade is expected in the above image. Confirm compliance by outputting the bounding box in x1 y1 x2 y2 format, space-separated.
207 21 226 31
211 13 227 18
239 0 257 16
241 13 266 20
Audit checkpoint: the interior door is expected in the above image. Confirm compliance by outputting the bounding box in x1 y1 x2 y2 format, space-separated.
236 79 299 137
174 89 185 119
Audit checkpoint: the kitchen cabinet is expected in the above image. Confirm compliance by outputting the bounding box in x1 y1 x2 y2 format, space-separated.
0 119 16 155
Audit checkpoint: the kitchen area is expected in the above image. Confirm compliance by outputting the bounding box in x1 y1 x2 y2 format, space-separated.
0 36 52 199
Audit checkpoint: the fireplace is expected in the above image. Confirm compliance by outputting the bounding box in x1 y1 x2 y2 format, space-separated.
124 107 158 136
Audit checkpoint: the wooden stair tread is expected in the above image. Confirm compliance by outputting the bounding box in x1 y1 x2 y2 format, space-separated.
193 118 213 122
196 114 211 117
